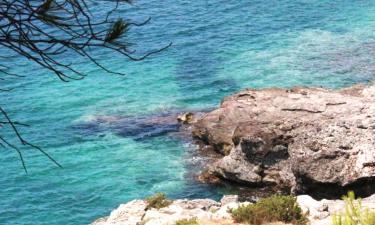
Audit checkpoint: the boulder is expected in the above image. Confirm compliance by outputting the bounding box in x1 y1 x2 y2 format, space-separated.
192 83 375 198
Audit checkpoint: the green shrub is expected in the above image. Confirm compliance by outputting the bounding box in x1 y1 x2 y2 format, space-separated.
231 195 308 225
145 193 172 210
331 191 375 225
174 218 199 225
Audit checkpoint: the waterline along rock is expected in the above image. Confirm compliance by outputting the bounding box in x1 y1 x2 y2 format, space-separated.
91 83 375 225
192 83 375 198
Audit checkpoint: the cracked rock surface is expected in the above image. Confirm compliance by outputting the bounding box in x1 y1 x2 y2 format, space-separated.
192 83 375 198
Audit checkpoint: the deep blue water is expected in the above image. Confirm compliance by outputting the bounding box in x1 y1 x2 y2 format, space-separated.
1 0 375 224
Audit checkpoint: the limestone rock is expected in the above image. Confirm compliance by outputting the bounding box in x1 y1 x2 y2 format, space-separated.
220 195 239 205
297 194 375 225
91 194 375 225
192 83 375 198
91 196 241 225
92 200 147 225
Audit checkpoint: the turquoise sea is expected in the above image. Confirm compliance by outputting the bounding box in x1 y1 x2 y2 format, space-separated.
1 0 375 224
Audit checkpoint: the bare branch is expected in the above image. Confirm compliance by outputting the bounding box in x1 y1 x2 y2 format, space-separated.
0 0 170 172
0 0 170 81
0 107 62 172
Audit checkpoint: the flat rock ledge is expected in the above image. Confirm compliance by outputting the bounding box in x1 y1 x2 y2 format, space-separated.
91 195 242 225
192 83 375 198
91 194 375 225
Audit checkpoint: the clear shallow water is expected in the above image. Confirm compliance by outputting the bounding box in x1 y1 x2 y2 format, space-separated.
1 0 375 224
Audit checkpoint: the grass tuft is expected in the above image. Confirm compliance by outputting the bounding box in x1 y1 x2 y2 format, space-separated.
145 192 172 210
331 191 375 225
174 217 199 225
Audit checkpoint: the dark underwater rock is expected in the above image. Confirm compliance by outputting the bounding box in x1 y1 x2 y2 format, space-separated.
73 112 182 140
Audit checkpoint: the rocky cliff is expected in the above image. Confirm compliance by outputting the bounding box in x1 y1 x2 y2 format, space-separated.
193 83 375 198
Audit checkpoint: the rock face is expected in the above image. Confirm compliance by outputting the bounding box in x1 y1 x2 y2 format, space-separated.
193 83 375 198
91 195 247 225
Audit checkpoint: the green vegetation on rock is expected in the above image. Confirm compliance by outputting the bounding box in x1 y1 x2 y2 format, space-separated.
174 218 199 225
231 195 308 225
331 191 375 225
145 193 173 210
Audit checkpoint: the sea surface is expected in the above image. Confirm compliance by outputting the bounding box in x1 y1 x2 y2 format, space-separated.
1 0 375 224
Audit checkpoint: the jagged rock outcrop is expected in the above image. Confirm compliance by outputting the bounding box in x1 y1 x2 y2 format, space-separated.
193 83 375 198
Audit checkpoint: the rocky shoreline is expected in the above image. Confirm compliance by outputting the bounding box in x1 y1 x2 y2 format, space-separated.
91 194 375 225
193 83 375 199
91 83 375 224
